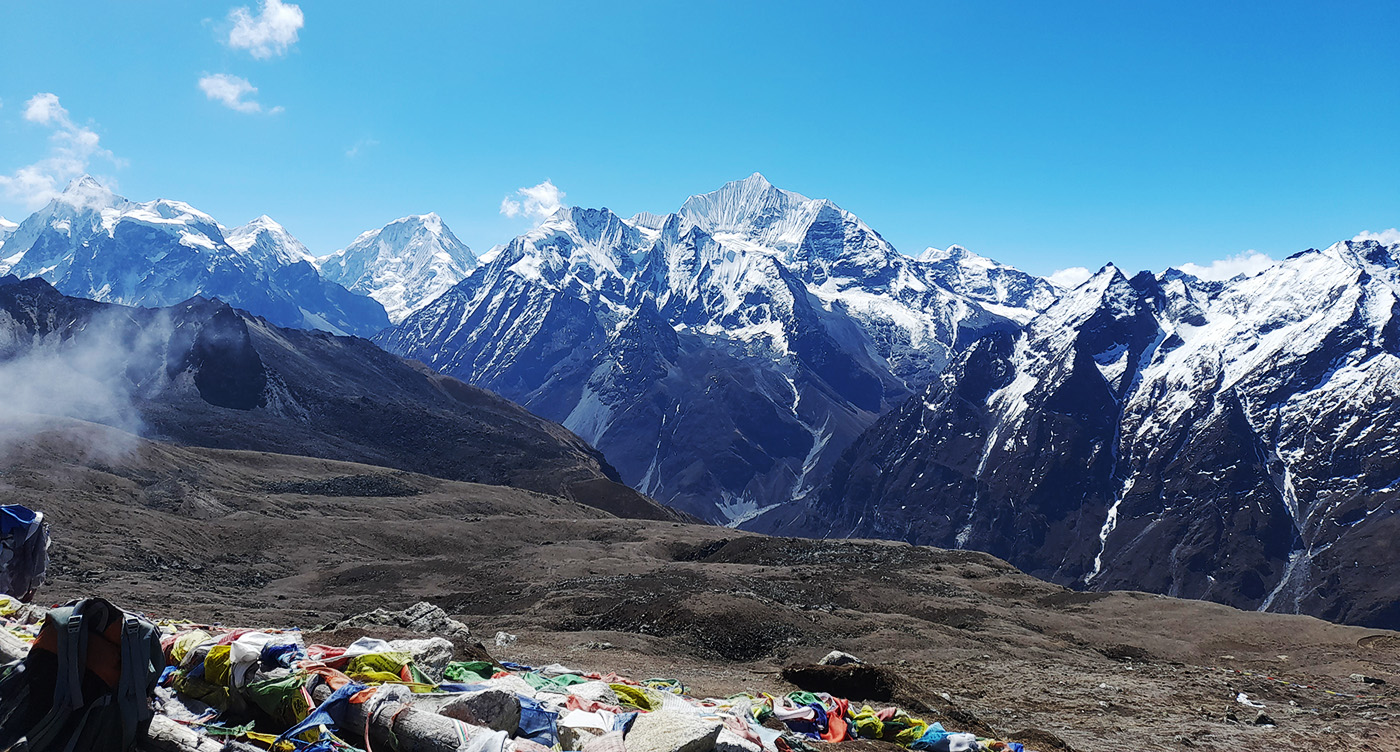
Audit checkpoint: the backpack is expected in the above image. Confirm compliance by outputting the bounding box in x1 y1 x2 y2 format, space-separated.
0 505 48 601
0 598 165 752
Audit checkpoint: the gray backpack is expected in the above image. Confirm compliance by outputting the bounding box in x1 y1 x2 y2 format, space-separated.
0 598 165 752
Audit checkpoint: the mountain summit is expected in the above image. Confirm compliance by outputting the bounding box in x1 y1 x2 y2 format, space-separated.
317 213 476 323
226 215 318 267
379 175 1051 524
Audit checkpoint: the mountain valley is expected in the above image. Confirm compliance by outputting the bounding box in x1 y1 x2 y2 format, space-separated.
2 173 1398 632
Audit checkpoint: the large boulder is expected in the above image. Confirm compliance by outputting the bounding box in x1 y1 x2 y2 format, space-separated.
818 650 863 666
624 711 722 752
413 688 522 733
336 601 472 642
387 637 456 680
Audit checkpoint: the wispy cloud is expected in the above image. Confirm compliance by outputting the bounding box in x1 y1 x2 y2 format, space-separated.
226 0 304 59
199 74 283 114
1178 250 1275 281
1047 266 1092 289
346 138 380 158
1354 228 1400 246
0 93 121 210
500 180 566 223
0 307 174 462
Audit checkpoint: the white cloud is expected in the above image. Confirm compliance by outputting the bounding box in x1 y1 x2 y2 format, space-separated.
1354 228 1400 246
0 93 120 210
199 74 283 114
227 0 304 59
1178 250 1275 281
346 138 379 158
500 180 567 222
22 93 66 125
1047 266 1092 289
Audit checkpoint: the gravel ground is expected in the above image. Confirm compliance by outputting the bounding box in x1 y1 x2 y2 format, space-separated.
4 424 1398 751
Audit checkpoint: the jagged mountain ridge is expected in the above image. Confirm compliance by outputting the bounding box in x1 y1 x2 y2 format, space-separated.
378 174 1055 523
0 177 388 337
772 238 1400 629
316 212 477 324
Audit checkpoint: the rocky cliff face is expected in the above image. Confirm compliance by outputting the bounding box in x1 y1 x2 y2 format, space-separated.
775 240 1400 629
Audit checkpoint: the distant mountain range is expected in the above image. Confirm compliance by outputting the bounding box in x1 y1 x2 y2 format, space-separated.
2 173 1397 628
766 240 1400 628
0 177 479 336
0 177 387 336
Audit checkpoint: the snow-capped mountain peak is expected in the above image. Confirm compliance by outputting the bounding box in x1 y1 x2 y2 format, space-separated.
626 210 670 232
378 175 1055 526
914 244 1059 317
316 212 477 323
227 215 317 266
492 205 645 295
1330 237 1400 290
679 173 830 257
560 206 641 249
58 174 122 211
242 213 283 231
916 244 968 263
1039 263 1133 326
795 226 1400 630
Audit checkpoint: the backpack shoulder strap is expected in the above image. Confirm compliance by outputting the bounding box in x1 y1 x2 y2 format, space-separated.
116 614 156 749
51 606 87 711
21 604 90 751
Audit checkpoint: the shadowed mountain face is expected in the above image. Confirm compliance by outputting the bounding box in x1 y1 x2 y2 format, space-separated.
767 241 1400 630
378 176 1053 524
0 275 680 521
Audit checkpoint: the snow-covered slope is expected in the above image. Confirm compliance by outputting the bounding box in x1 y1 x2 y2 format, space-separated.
380 175 1038 523
0 176 388 337
0 217 17 252
317 213 476 323
785 238 1400 629
917 244 1059 321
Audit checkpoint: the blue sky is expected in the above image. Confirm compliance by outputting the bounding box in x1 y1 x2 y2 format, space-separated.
1 1 1396 280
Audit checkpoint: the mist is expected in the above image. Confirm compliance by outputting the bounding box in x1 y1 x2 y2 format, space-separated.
0 304 173 461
